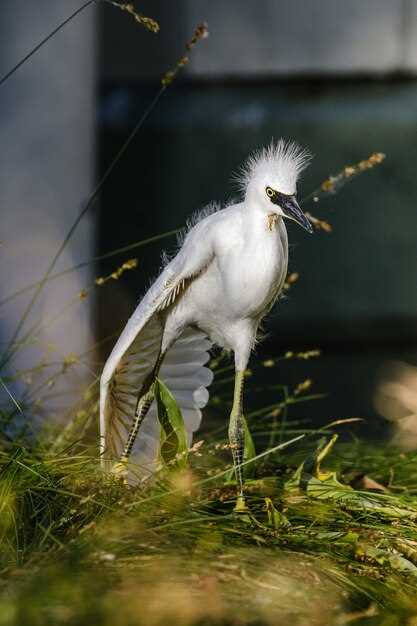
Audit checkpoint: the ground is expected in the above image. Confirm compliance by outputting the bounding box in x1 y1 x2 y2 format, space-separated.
2 411 417 626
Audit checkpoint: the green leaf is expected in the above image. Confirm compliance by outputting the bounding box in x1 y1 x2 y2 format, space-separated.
356 544 417 577
265 497 290 529
155 378 188 469
243 415 256 478
285 435 342 493
284 436 417 521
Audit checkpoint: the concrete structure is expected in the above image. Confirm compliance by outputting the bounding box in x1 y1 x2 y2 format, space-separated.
0 0 96 412
101 0 417 80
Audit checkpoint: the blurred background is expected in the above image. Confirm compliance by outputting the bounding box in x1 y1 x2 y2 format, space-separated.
1 0 417 435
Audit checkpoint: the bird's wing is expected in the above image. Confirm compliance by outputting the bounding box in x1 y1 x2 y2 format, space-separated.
100 221 215 469
127 327 213 482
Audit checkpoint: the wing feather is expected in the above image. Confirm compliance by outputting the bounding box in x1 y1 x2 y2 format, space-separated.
100 226 215 471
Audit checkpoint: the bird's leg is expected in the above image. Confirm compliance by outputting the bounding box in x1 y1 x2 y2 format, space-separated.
122 385 155 459
111 383 156 481
112 353 164 480
229 369 248 513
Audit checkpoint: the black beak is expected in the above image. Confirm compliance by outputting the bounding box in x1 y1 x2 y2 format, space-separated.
279 196 313 234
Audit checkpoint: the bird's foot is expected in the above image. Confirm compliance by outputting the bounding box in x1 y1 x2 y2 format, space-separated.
233 494 249 514
111 456 129 484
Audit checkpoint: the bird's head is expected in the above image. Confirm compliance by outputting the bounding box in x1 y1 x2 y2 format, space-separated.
236 139 313 233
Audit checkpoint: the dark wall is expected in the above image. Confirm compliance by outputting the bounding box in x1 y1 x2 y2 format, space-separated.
97 80 417 342
97 4 417 432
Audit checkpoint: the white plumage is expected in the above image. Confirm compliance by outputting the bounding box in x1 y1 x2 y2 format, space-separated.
100 139 312 504
235 140 311 196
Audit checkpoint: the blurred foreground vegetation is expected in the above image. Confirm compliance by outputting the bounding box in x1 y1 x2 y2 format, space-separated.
1 415 417 626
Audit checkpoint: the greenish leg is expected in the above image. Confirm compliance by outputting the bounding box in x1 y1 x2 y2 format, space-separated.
111 385 155 480
122 386 155 459
228 369 248 512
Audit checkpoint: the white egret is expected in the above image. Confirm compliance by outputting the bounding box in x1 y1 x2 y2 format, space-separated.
100 139 312 511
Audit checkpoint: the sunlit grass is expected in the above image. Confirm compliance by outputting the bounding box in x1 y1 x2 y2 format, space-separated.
1 408 417 626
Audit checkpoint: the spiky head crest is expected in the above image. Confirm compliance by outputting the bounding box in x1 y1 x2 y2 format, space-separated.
235 139 312 197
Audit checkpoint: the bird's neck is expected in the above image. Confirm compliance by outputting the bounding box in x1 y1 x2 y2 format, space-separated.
244 191 273 215
244 196 283 233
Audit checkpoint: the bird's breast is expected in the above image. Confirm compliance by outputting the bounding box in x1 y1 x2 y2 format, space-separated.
217 222 288 319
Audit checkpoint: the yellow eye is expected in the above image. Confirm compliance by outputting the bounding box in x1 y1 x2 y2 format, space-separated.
266 187 275 198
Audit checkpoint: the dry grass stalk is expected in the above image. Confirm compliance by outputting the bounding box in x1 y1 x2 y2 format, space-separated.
162 23 209 86
320 152 385 195
104 1 159 32
305 152 386 232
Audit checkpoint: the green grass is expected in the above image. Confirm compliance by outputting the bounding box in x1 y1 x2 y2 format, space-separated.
1 414 417 626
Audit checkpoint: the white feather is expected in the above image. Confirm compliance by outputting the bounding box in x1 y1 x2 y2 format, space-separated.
234 138 312 196
176 202 221 249
125 329 212 480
